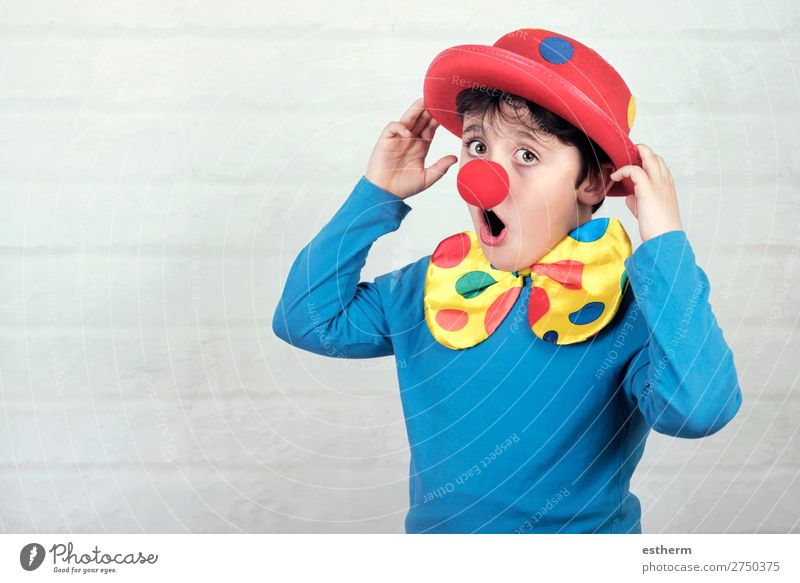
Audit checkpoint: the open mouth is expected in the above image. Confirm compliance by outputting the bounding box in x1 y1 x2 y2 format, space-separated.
480 208 508 246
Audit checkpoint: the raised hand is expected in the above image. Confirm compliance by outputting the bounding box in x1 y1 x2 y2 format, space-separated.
365 97 458 200
610 143 684 242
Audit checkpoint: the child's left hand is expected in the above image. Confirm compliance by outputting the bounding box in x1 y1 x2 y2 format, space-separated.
610 144 684 242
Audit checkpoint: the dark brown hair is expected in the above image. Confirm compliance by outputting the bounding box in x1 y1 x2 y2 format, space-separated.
455 87 611 214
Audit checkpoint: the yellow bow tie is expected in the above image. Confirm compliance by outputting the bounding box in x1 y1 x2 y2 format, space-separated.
423 217 633 349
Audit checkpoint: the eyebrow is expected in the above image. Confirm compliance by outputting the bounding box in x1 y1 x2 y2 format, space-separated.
515 129 542 143
462 123 548 148
462 123 485 135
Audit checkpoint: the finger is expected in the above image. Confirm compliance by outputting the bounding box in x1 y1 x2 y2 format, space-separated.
636 143 663 182
656 155 673 182
610 165 650 186
410 108 432 136
399 98 426 130
423 155 458 190
419 115 439 142
399 97 424 120
382 121 412 140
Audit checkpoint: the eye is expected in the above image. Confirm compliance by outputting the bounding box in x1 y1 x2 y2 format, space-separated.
514 147 538 165
464 139 487 157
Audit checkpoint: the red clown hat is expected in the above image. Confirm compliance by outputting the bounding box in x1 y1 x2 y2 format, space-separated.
423 28 641 197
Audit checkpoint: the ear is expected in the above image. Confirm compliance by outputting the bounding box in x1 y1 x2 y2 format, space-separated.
576 162 615 207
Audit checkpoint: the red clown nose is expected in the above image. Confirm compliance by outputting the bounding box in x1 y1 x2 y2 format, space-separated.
456 159 510 209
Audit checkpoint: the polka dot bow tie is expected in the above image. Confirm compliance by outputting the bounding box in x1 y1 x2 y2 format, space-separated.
423 217 633 349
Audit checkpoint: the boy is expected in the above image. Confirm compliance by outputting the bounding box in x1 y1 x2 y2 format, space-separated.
272 29 742 533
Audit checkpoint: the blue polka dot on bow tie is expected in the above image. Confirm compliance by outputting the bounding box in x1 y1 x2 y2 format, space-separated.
569 301 605 325
569 218 609 243
543 330 559 344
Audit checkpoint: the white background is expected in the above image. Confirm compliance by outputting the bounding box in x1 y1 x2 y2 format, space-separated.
0 0 798 533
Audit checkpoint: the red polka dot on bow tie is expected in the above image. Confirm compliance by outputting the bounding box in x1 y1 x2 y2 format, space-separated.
432 232 471 268
528 286 550 327
484 288 521 335
435 308 469 331
532 260 585 290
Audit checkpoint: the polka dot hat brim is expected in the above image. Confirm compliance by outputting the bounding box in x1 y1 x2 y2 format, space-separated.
423 28 642 197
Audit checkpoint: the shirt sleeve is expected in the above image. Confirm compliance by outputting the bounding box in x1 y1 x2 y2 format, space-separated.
271 175 413 358
620 229 743 439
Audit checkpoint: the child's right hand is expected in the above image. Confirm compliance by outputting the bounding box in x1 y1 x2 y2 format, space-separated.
365 97 458 200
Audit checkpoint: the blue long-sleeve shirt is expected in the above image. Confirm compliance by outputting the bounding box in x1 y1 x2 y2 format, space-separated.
272 175 743 534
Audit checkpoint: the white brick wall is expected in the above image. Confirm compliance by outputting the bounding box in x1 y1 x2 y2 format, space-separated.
0 0 798 533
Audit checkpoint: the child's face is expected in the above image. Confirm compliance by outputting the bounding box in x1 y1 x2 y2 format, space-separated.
460 103 610 272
